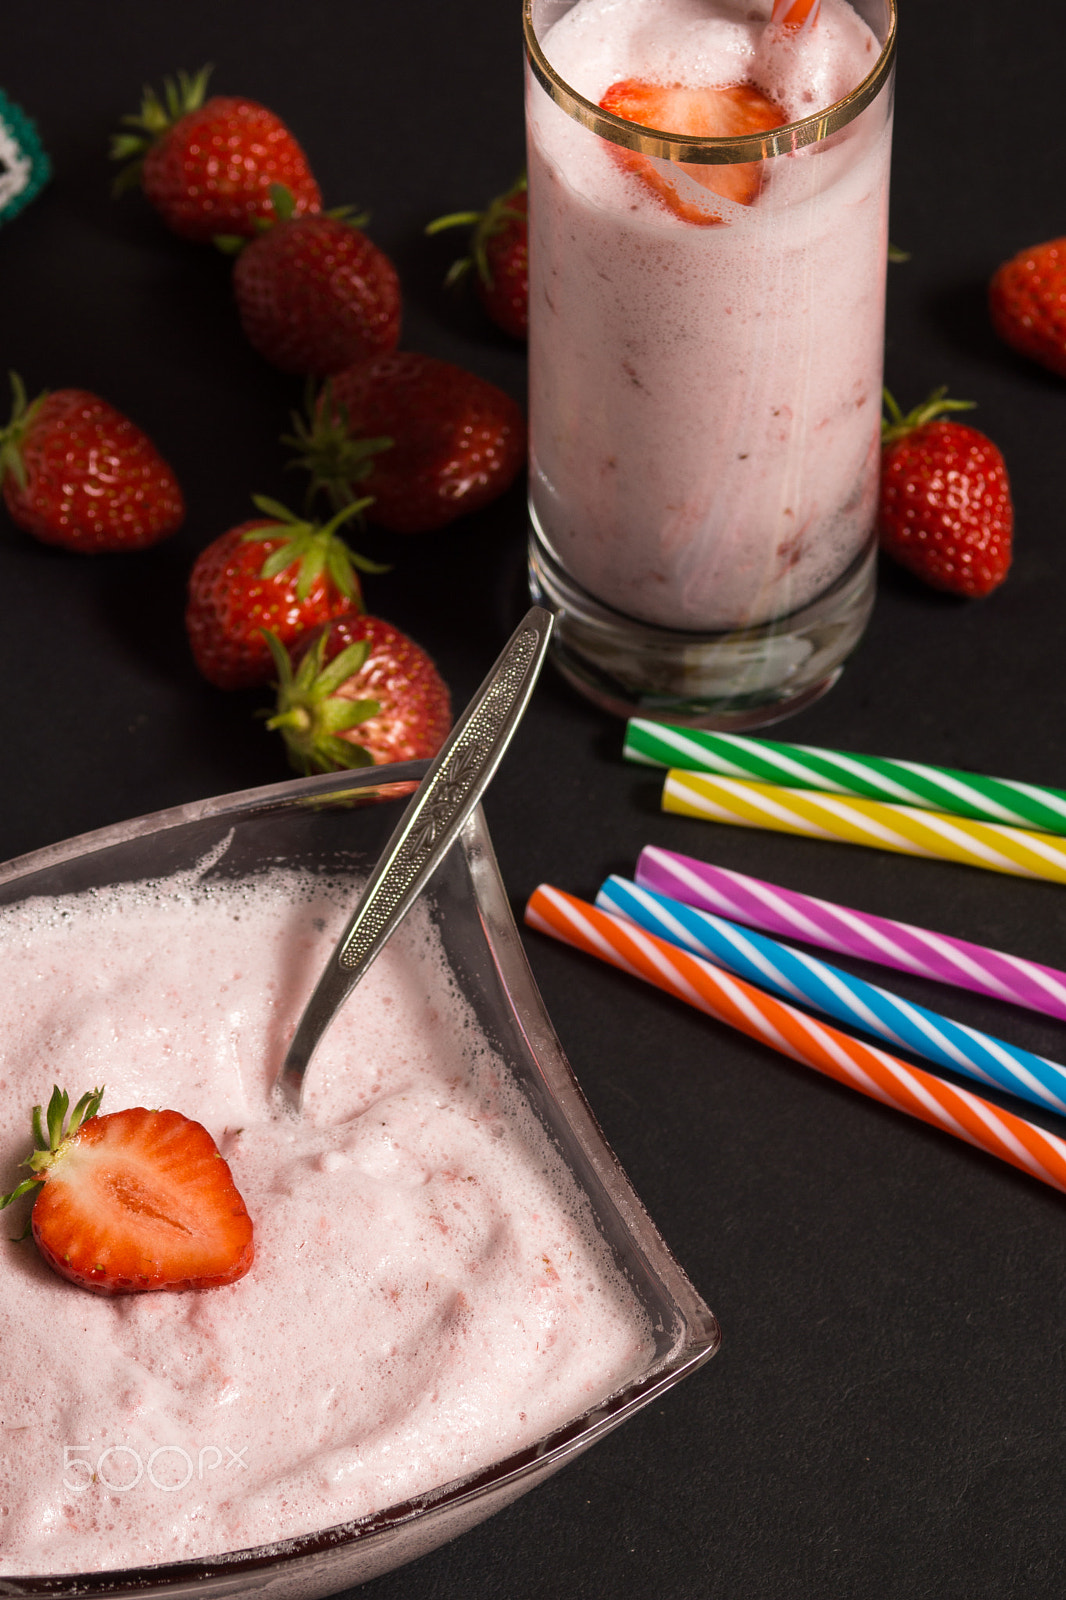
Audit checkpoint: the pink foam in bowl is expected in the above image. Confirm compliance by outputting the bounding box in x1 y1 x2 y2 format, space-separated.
0 763 719 1600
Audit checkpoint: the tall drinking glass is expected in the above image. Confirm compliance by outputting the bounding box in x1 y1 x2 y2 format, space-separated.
525 0 897 728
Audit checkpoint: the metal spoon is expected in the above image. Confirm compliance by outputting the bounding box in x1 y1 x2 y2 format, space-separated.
275 605 554 1110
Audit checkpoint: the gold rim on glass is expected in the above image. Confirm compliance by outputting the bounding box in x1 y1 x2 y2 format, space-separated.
523 0 897 165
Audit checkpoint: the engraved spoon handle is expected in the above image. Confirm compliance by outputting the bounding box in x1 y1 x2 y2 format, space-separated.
276 606 554 1109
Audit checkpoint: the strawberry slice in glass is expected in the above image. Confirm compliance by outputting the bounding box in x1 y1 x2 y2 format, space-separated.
598 80 787 225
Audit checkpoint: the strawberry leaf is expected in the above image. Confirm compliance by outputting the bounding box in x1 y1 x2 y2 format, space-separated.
283 386 394 513
45 1087 69 1149
2 1084 105 1207
0 373 47 494
262 628 294 685
258 540 304 580
315 638 371 695
269 182 297 223
881 386 976 443
315 737 375 772
250 494 301 526
318 697 380 735
0 1176 40 1212
294 542 328 602
264 624 383 774
110 66 213 193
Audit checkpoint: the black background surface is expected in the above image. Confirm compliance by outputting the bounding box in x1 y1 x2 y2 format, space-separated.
3 3 1066 1596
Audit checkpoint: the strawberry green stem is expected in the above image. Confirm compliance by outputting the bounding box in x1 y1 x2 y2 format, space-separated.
110 66 213 194
425 174 526 291
425 210 483 235
1 1085 105 1211
0 372 47 492
881 385 976 443
215 186 370 252
263 629 380 775
283 388 394 515
242 494 387 603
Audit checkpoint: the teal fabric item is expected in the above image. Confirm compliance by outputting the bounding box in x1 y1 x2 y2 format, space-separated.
0 89 50 225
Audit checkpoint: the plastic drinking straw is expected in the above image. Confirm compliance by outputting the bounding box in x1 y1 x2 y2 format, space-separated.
624 719 1066 837
597 874 1066 1116
636 845 1066 1026
771 0 822 29
524 885 1066 1197
661 772 1066 886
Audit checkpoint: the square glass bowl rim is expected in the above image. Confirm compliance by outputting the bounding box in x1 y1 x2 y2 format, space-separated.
0 763 720 1597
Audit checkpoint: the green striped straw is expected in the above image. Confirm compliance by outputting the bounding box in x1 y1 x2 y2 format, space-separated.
623 720 1066 837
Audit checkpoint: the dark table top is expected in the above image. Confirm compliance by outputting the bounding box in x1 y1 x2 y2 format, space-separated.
3 3 1065 1596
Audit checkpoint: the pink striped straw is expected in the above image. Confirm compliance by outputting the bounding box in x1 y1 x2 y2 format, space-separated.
525 885 1066 1197
771 0 822 31
635 846 1066 1025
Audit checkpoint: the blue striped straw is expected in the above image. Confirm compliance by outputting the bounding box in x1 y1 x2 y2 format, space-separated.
596 875 1066 1118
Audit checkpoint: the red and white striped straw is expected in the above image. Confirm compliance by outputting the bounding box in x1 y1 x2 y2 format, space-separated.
771 0 822 31
525 884 1066 1197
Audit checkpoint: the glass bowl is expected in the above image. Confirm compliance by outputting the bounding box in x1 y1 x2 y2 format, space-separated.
0 764 720 1599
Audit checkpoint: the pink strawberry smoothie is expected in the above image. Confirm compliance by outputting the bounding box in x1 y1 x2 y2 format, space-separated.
527 0 893 632
0 866 652 1575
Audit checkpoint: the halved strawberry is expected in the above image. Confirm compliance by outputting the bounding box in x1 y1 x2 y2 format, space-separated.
0 1087 254 1295
598 79 786 224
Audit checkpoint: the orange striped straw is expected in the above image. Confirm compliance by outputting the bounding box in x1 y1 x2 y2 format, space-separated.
771 0 822 29
525 884 1066 1197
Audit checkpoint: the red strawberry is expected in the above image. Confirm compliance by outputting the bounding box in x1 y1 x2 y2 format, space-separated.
427 175 529 339
185 495 384 689
878 389 1014 598
0 1086 253 1295
231 187 401 376
598 79 786 224
287 352 526 534
0 375 185 552
111 66 321 242
989 237 1066 380
265 614 452 771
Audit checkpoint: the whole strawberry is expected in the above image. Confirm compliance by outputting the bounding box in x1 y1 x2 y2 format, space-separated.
111 66 321 242
288 352 526 534
428 174 528 340
878 389 1013 598
265 614 452 771
232 187 401 376
989 237 1066 379
0 375 185 552
185 495 383 689
0 1085 253 1295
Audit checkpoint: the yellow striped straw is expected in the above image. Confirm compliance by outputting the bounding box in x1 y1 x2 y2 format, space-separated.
662 773 1066 885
